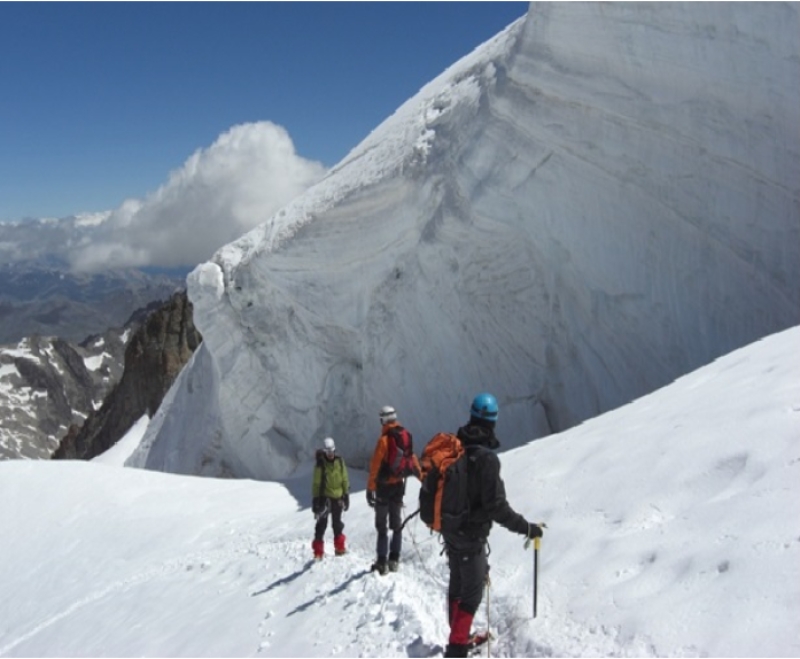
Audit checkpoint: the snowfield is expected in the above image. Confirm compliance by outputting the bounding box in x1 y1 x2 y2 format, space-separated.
1 326 798 657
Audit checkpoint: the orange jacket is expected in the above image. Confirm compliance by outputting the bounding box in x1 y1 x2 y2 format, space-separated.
367 421 421 491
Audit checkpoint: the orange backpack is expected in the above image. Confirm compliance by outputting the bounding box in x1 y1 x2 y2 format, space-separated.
418 432 470 533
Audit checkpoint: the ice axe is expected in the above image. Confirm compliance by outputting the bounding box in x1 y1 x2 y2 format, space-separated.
524 522 547 618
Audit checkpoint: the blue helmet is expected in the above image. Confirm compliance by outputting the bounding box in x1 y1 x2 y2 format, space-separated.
470 392 499 422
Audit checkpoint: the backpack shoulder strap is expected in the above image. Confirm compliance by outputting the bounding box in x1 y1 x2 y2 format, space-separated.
384 426 402 458
466 444 494 471
387 425 403 442
316 450 329 497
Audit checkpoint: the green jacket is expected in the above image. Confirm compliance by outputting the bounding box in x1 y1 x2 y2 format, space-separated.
312 451 349 499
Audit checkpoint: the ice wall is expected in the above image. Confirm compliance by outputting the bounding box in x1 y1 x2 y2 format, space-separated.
131 3 800 479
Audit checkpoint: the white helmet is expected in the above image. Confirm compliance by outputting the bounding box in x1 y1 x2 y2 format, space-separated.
323 437 336 453
379 405 397 424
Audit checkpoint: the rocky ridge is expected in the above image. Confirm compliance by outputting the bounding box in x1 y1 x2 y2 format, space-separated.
0 328 131 459
53 291 202 461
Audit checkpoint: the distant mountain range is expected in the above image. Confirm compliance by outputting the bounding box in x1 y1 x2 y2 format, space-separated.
0 263 186 344
0 214 189 344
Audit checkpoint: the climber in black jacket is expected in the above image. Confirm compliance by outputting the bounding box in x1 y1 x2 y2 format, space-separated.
441 393 544 658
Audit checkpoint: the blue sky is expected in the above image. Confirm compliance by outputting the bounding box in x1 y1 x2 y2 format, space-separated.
0 2 528 223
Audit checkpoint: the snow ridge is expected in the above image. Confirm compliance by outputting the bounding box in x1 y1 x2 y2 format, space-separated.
213 19 524 275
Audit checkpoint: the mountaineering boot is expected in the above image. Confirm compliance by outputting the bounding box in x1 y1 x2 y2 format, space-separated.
312 539 324 560
449 607 475 646
443 644 469 658
371 557 388 575
334 534 347 556
388 552 399 572
444 627 490 656
467 632 491 651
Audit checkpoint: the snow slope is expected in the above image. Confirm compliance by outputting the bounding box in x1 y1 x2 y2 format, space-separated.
1 326 798 657
129 3 800 481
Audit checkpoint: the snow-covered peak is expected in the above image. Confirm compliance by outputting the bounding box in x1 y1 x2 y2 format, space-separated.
212 19 524 274
134 3 799 481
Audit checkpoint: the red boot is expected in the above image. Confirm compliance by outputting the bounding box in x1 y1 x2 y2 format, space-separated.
334 534 347 556
312 539 324 560
448 598 461 626
449 606 474 646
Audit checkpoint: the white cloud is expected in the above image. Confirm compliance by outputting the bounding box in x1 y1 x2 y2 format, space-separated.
73 211 112 227
69 122 327 271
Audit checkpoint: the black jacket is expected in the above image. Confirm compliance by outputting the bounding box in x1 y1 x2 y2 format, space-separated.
444 419 528 551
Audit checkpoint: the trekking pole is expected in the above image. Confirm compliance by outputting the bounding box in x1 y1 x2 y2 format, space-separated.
485 571 492 658
533 536 540 619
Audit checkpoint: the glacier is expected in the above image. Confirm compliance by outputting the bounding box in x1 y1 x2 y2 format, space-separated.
129 3 800 480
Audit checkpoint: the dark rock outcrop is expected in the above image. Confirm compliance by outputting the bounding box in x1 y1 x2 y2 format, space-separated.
53 290 202 460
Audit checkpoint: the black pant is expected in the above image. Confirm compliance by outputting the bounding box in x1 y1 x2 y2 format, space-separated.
446 543 488 615
374 498 403 560
314 498 344 541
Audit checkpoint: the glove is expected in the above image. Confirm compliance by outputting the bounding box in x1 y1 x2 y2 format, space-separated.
366 490 377 508
312 497 324 515
526 522 544 539
342 493 350 511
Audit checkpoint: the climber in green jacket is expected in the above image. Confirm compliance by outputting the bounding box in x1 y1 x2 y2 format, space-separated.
311 436 350 559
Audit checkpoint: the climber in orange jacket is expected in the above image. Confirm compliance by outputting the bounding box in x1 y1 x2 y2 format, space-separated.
366 405 421 575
